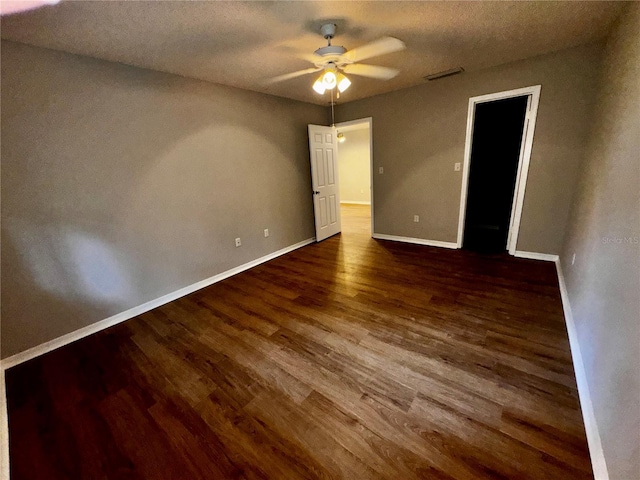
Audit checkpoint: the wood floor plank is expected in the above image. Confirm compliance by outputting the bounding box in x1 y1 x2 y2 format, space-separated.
6 204 593 479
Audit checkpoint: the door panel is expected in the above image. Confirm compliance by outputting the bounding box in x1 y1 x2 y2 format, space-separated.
329 195 337 224
319 197 328 227
326 150 335 185
309 125 341 241
316 149 326 186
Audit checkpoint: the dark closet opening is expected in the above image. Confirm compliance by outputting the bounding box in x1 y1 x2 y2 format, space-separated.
463 95 528 253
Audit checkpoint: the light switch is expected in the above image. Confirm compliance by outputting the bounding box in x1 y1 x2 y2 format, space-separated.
379 167 384 174
454 162 461 171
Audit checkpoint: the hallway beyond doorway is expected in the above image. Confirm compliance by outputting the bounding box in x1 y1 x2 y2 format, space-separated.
340 203 371 237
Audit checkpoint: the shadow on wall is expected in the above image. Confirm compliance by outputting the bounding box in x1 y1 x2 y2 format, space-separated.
1 41 320 357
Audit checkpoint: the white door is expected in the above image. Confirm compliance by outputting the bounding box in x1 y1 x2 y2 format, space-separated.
308 124 341 241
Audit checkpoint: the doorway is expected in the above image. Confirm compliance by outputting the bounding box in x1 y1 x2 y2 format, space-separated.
335 118 373 237
457 86 541 254
464 96 527 252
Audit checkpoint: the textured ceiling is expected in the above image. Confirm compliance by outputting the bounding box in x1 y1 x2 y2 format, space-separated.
1 1 625 105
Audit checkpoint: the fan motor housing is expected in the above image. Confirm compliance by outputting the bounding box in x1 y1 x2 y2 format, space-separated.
314 45 347 57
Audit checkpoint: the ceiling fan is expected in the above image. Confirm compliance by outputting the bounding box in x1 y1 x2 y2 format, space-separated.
268 23 406 95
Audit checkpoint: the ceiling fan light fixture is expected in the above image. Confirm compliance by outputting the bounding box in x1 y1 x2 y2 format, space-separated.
337 73 351 93
312 76 326 94
269 23 407 98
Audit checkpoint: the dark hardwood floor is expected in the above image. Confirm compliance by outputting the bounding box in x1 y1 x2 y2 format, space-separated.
6 204 592 479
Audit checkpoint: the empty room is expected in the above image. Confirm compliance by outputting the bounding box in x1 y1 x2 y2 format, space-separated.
1 1 638 479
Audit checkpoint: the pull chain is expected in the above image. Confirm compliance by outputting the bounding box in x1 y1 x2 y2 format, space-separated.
331 88 335 127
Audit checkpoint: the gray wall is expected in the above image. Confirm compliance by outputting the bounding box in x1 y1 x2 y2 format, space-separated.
1 41 326 358
560 5 640 479
337 128 371 204
336 43 603 253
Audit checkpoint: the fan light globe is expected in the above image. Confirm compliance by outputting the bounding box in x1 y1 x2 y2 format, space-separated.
312 77 326 94
337 73 351 93
322 70 337 89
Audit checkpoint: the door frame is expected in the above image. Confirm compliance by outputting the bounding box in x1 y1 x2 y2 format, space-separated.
334 117 374 236
456 85 541 254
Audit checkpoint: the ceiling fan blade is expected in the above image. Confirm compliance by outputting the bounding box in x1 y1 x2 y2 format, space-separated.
297 52 324 64
342 64 400 80
266 67 321 84
346 37 406 63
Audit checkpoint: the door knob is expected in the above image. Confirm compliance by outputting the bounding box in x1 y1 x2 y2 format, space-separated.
313 190 320 195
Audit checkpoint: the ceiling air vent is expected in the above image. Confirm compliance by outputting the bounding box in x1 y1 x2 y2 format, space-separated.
424 67 465 81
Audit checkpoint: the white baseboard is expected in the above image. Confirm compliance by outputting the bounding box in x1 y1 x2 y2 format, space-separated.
555 259 609 480
340 201 371 205
514 250 559 262
0 237 315 371
372 233 458 249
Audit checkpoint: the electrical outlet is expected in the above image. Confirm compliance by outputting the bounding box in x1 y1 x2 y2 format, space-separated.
414 215 420 223
235 237 242 247
379 167 384 174
571 253 576 265
454 162 461 171
264 229 269 238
